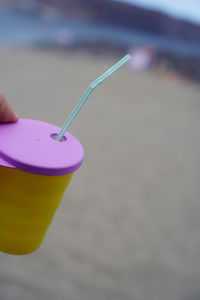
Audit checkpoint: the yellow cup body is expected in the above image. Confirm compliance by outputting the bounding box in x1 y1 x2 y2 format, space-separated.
0 166 72 255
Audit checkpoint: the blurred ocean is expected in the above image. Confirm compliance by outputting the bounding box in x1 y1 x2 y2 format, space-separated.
1 4 200 58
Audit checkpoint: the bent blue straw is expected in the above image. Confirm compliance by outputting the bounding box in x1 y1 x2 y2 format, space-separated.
56 54 131 141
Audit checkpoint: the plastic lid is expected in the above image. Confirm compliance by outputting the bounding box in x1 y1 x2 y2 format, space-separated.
0 119 84 175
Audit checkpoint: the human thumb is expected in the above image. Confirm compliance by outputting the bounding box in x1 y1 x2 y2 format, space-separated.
0 93 18 123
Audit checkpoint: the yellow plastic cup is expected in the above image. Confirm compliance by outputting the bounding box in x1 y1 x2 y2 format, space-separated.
0 119 84 255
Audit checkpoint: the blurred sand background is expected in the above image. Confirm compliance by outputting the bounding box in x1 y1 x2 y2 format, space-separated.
0 49 200 300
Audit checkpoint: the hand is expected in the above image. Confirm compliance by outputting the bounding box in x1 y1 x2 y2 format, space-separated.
0 93 18 123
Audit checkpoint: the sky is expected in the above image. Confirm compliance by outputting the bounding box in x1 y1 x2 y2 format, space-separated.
113 0 200 24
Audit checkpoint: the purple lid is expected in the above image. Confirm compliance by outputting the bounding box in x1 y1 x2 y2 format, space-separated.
0 119 84 176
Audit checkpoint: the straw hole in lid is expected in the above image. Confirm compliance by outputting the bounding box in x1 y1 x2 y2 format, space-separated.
50 133 67 142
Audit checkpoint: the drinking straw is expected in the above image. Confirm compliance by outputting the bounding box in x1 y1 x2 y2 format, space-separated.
56 54 131 141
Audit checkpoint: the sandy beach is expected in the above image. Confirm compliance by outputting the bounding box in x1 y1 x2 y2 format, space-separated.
0 49 200 300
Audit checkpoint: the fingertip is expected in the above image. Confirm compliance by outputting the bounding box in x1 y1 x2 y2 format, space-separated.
0 94 18 123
